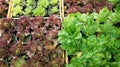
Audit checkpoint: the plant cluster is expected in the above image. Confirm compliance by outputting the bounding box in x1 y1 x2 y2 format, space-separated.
12 0 59 17
58 1 120 66
0 0 9 18
0 16 64 67
64 0 113 15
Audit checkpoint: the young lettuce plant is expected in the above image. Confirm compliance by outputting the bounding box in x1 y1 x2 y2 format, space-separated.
32 0 49 16
58 13 82 55
48 0 59 15
23 0 36 15
33 6 46 16
50 0 58 5
12 0 24 17
12 5 23 17
23 6 32 15
26 0 35 6
12 0 23 5
49 6 59 15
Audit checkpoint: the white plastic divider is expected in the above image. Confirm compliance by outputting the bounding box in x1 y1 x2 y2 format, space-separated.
13 17 61 20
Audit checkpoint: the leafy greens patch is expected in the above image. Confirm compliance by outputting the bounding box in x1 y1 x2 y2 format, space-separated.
58 7 120 67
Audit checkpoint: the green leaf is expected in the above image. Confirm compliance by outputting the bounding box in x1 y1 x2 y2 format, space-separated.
50 6 59 13
12 5 23 16
50 0 58 5
23 6 32 15
26 0 34 5
96 7 111 23
108 0 120 4
109 11 120 23
58 10 120 67
33 6 46 16
14 58 25 67
13 0 22 5
37 0 49 8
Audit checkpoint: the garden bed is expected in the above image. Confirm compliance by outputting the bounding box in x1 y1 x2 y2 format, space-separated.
12 0 61 17
63 0 113 16
1 0 120 67
58 1 120 66
0 16 65 67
